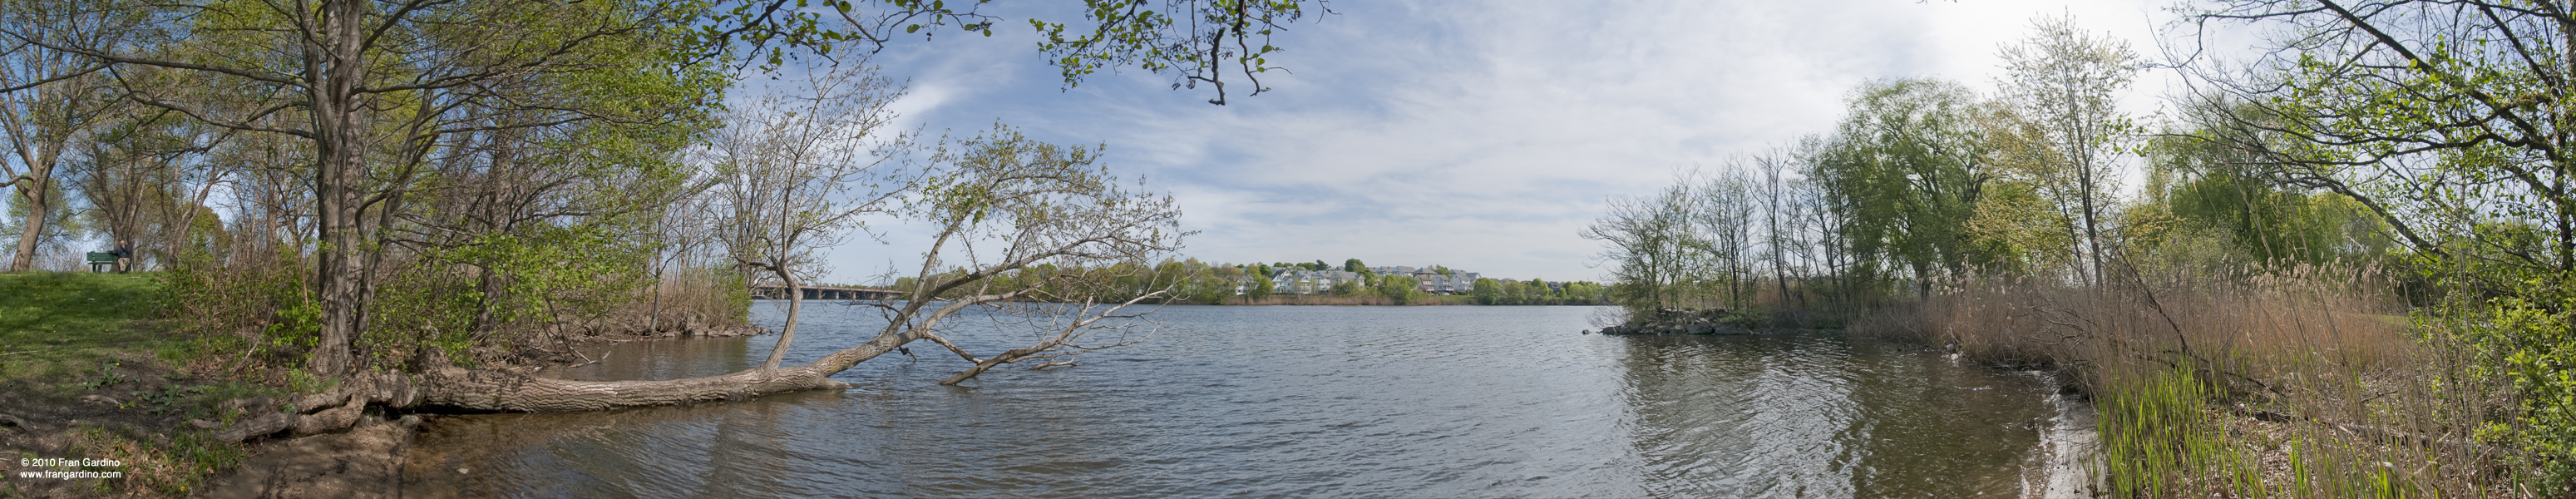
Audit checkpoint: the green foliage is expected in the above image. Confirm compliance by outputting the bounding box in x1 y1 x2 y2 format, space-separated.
2438 262 2576 489
260 299 319 358
1814 78 2009 284
679 0 1318 106
2142 130 2389 267
1246 274 1273 300
160 246 315 371
1370 274 1424 304
1 174 80 254
1151 258 1241 304
2098 366 2260 497
1471 277 1605 305
74 358 126 392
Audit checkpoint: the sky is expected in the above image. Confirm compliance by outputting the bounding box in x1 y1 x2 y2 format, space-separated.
808 0 2193 285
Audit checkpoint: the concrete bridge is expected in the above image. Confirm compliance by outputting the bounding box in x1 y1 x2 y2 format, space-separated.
748 285 902 301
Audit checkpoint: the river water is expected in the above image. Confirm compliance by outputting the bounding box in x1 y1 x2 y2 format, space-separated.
402 304 2070 498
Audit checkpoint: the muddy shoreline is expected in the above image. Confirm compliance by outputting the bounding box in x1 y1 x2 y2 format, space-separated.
182 326 772 498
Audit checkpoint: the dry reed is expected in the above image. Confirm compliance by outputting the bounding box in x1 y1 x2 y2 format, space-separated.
1864 263 2519 497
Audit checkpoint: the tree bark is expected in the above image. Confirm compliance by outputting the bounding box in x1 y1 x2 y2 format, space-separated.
392 327 910 413
761 269 803 370
307 0 370 377
7 175 44 271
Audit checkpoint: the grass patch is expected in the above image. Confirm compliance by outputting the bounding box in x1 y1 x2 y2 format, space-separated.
1 272 175 393
0 270 279 498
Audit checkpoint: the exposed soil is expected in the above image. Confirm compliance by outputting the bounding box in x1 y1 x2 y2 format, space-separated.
176 323 771 499
191 417 417 499
0 352 240 498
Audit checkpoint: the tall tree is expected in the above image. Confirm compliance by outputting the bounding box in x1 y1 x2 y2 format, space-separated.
1584 180 1697 311
1994 13 2139 284
0 0 123 271
1757 146 1799 309
706 59 910 371
1813 78 1999 297
11 0 1325 377
17 0 724 376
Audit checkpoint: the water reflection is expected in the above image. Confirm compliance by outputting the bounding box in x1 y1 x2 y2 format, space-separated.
403 304 2060 498
1612 334 2050 497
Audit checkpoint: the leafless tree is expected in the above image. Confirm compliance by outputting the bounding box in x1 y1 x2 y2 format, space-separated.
1995 12 2140 284
318 126 1191 412
704 58 913 371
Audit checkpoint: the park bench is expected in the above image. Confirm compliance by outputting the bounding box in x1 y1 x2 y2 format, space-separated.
86 252 117 273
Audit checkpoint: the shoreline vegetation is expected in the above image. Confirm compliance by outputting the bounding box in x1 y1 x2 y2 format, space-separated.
1577 11 2576 497
862 257 1609 308
7 0 1339 495
0 270 758 497
3 0 2574 497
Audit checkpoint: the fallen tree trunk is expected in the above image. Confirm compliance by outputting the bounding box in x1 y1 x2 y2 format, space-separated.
217 331 914 441
209 125 1188 440
394 330 910 413
218 290 1162 442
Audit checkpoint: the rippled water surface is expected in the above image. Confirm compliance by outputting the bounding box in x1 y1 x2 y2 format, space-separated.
402 304 2062 497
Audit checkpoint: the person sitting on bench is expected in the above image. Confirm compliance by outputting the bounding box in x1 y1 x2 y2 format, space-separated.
110 240 131 273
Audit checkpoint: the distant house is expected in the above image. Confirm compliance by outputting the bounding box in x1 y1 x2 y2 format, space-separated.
1271 269 1364 294
1266 265 1498 296
1338 265 1479 295
1407 272 1478 294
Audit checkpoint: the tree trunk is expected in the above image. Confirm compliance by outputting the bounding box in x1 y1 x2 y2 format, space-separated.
2079 164 2102 286
8 175 44 271
392 328 910 413
762 270 803 370
306 0 369 377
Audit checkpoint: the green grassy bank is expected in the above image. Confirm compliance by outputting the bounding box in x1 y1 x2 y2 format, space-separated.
1 271 280 497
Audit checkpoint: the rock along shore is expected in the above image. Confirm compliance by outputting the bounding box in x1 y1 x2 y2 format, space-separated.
1589 307 1753 335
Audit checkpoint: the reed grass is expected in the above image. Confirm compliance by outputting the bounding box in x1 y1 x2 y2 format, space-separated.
1865 262 2521 497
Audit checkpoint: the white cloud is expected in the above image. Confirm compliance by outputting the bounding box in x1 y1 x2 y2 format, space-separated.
814 0 2181 284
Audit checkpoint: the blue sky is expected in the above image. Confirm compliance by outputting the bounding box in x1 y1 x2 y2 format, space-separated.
811 0 2182 285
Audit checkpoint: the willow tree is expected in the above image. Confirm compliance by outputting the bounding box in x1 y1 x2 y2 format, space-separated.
1812 78 2002 298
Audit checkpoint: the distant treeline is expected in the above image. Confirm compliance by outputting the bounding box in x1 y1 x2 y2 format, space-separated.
879 257 1605 306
